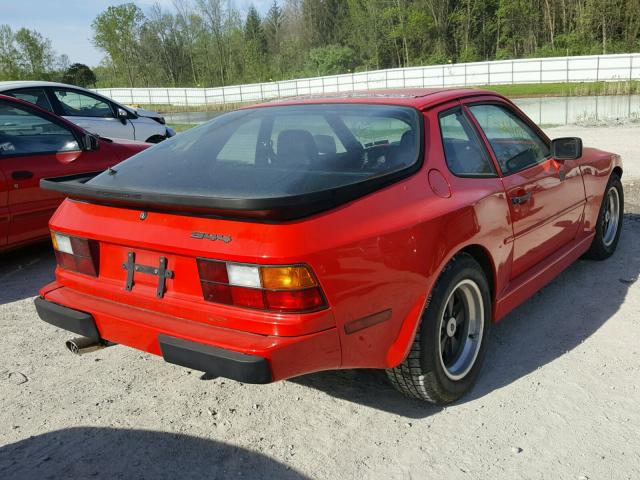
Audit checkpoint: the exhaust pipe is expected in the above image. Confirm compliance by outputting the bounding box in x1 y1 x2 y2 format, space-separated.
66 337 113 355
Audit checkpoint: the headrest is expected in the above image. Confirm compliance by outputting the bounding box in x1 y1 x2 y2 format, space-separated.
276 129 318 165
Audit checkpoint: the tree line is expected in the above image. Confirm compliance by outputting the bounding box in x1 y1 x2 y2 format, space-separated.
0 25 97 86
2 0 640 88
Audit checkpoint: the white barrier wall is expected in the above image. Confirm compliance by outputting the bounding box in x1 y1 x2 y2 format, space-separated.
94 53 640 107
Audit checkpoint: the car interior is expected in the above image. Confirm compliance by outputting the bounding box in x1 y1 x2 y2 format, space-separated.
0 103 80 155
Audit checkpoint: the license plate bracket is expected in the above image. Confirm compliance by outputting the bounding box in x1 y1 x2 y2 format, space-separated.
122 252 174 298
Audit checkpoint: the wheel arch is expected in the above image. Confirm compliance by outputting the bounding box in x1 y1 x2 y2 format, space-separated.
145 134 166 143
386 242 499 368
458 244 496 305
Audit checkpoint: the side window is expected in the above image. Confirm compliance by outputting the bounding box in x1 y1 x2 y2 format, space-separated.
342 115 410 147
5 88 54 112
468 104 550 174
52 89 113 118
217 118 260 163
439 108 495 177
0 102 80 155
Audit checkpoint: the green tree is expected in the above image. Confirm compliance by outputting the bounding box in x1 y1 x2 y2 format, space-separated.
14 28 55 79
62 63 97 87
245 5 267 53
304 44 357 75
92 3 145 86
0 25 20 80
77 0 640 88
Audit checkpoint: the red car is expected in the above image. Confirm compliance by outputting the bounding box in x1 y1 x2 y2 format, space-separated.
0 94 149 251
35 89 623 404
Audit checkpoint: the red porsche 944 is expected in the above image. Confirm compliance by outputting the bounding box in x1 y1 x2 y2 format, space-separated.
35 89 623 404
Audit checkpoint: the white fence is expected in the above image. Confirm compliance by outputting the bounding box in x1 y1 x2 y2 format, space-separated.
94 53 640 107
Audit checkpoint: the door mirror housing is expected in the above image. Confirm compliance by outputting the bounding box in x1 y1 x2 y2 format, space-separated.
117 108 129 125
551 137 582 160
82 133 99 151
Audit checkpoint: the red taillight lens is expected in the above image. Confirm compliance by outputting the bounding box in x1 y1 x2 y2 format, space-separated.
264 288 325 312
230 286 266 309
196 260 229 284
197 259 327 313
201 282 232 304
51 232 99 277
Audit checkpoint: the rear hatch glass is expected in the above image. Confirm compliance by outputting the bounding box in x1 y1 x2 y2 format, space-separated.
44 104 422 220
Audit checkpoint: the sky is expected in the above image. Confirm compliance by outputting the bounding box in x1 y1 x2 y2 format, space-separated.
2 0 272 67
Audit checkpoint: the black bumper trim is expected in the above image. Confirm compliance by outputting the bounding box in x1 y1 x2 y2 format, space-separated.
34 297 100 339
158 334 272 384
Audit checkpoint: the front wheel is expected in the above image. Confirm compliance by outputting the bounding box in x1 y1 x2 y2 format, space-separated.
584 174 623 260
386 253 491 404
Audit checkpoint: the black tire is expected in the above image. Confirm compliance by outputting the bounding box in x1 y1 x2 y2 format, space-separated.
386 253 491 404
584 174 623 260
145 135 166 144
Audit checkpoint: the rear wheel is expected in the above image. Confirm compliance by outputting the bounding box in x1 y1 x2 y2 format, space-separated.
584 174 623 260
386 253 491 404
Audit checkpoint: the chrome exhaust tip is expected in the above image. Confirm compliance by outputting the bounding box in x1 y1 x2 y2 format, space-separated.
66 337 110 355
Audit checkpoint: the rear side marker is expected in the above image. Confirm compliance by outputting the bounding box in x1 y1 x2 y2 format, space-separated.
344 309 392 334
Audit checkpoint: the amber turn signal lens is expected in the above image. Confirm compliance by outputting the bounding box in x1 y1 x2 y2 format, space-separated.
260 266 317 290
50 232 59 251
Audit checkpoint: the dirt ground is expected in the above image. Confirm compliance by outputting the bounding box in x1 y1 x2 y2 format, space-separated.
1 125 640 480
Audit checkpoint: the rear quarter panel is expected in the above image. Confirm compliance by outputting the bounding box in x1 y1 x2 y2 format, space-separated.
256 112 513 369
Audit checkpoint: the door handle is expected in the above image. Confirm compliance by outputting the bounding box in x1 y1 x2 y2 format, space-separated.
511 192 532 205
12 170 34 180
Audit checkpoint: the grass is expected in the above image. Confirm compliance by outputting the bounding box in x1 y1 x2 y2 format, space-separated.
169 123 197 133
478 80 640 98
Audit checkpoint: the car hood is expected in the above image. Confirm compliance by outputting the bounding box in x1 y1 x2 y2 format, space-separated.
130 107 163 119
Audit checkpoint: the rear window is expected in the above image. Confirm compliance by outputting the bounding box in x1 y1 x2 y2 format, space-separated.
88 104 421 200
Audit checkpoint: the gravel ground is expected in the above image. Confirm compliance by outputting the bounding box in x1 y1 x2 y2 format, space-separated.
1 125 640 480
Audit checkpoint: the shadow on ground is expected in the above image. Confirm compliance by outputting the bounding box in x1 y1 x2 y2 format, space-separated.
0 242 55 305
0 427 307 480
292 214 640 418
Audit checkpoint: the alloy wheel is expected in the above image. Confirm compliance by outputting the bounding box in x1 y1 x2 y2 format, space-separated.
438 279 485 381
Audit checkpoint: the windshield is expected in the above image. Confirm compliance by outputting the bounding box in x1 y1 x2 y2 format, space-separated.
88 104 421 200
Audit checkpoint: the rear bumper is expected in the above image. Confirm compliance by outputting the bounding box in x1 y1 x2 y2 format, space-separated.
36 284 341 382
159 334 271 383
35 297 100 339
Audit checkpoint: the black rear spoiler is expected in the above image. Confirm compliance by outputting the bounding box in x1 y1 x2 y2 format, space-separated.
41 162 419 222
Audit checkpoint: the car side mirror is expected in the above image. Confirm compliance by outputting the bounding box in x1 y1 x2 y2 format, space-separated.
551 137 582 160
83 133 99 151
117 108 129 125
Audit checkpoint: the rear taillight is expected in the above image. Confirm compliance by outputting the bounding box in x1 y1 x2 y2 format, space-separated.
196 259 327 313
51 232 99 277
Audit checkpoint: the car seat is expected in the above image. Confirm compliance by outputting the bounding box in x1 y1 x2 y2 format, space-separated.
276 129 318 166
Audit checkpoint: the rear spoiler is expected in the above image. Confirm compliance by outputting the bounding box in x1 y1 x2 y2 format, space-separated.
40 169 416 222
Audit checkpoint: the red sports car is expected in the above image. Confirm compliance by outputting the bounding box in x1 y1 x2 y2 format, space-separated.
0 94 150 252
35 89 623 404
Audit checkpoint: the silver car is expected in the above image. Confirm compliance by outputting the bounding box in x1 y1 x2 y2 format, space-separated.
0 81 175 143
